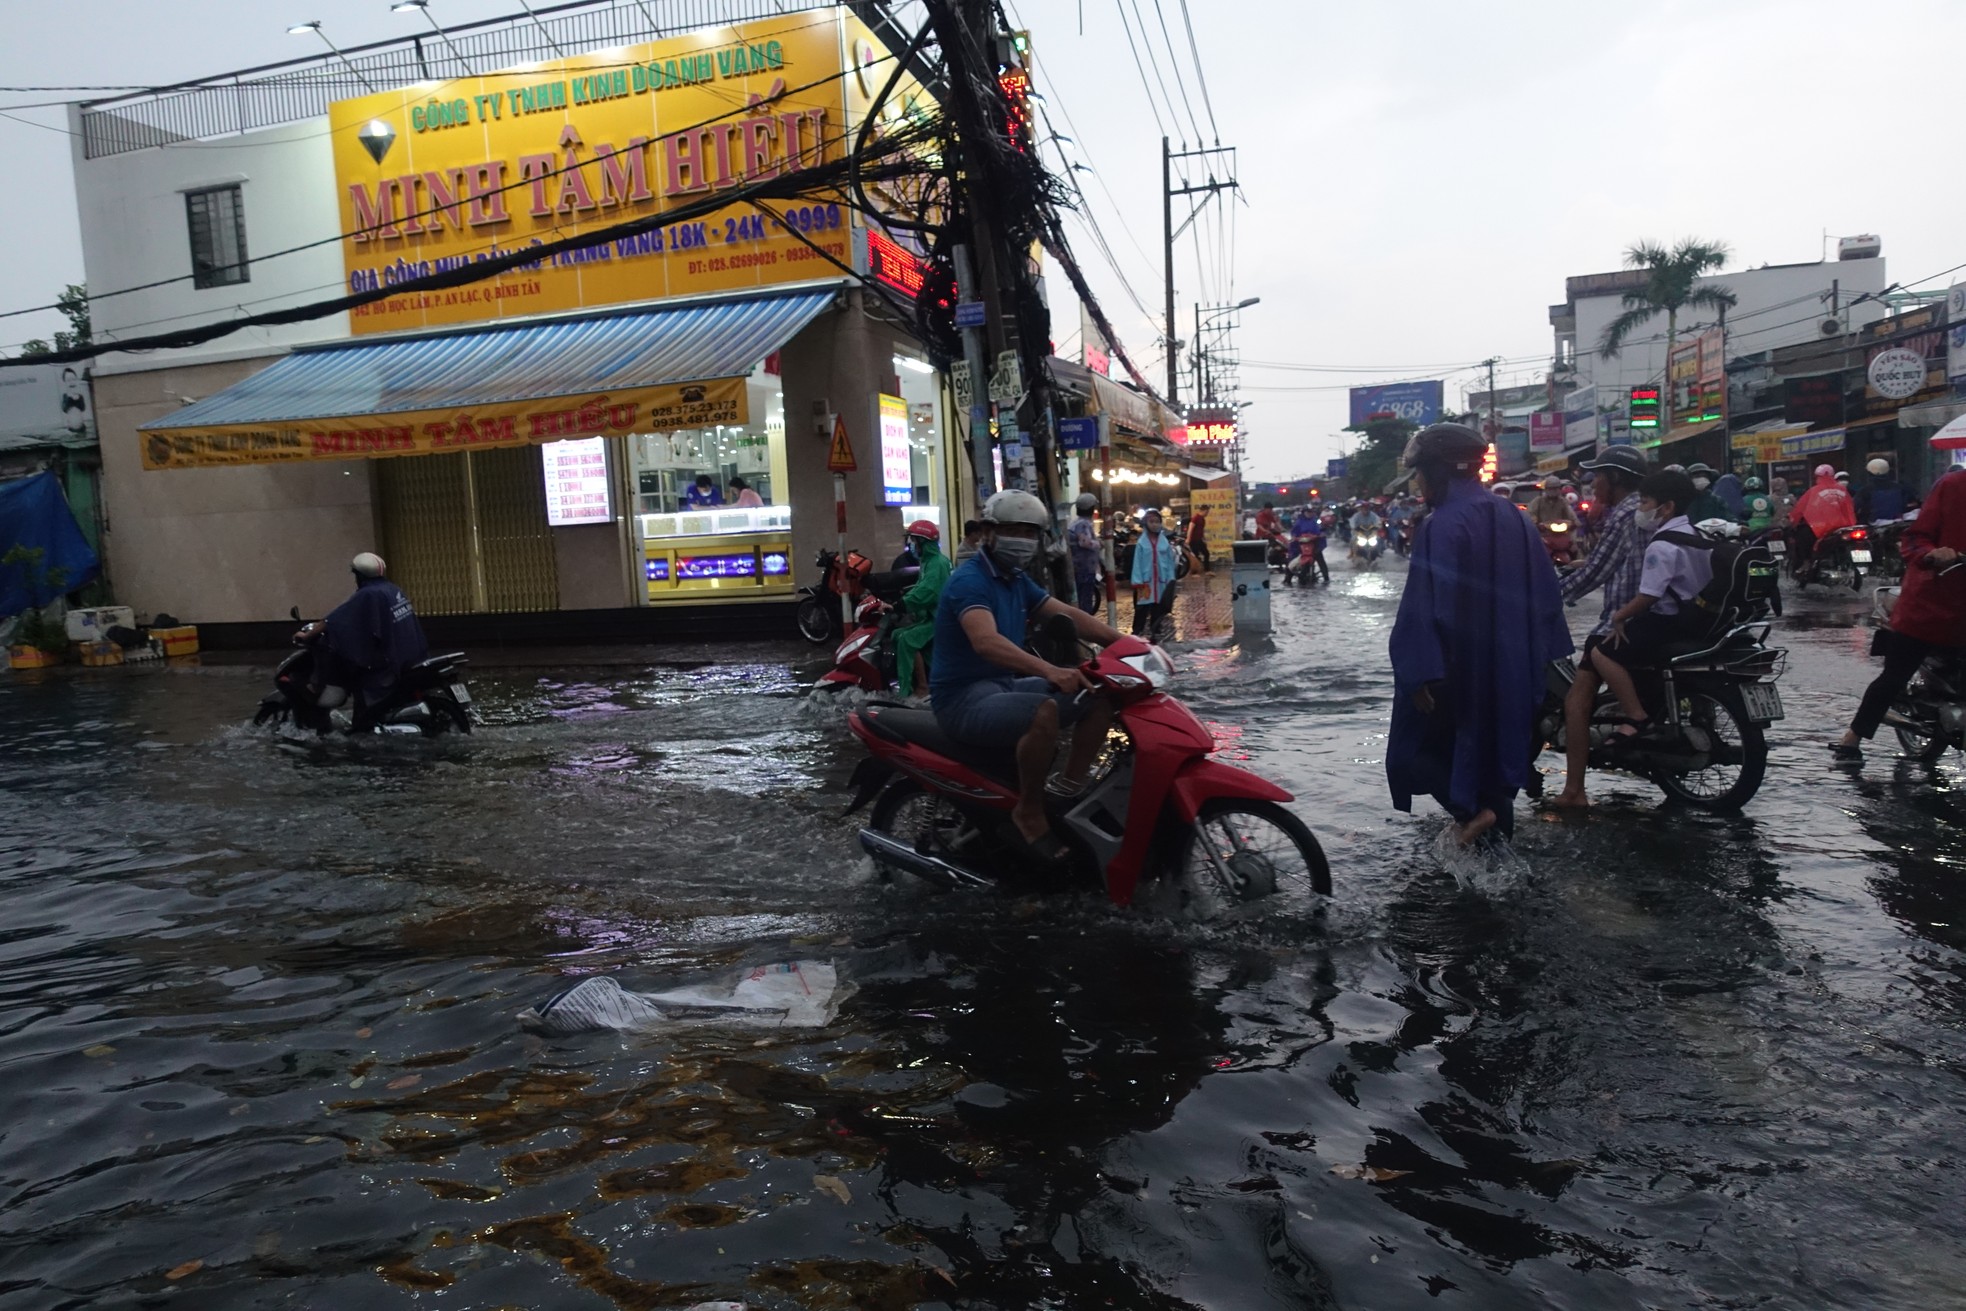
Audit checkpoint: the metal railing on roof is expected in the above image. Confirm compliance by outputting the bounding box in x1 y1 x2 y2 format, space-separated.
79 0 847 159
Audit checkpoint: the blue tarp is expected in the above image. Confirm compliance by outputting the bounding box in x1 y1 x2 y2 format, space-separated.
1 471 99 618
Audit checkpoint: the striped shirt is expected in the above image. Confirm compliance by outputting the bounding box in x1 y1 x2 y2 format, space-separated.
1559 494 1643 636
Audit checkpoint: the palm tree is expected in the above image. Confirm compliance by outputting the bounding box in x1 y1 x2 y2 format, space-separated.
1597 239 1737 360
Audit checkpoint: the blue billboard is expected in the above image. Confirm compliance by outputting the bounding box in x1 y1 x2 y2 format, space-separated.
1348 380 1444 428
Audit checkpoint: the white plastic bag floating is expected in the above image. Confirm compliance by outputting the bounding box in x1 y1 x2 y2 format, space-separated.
518 961 844 1035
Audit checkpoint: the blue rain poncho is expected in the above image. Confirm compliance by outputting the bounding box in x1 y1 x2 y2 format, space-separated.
322 577 428 704
1387 476 1573 836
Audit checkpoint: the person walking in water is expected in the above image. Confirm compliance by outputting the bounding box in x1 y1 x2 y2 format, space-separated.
1387 424 1572 845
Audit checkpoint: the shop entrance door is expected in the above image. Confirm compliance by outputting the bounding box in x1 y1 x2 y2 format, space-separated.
378 447 559 615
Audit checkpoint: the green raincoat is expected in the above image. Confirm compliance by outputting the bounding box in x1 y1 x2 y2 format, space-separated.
892 539 951 697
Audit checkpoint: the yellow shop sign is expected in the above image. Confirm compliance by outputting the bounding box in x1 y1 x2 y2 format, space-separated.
139 377 746 470
328 9 897 335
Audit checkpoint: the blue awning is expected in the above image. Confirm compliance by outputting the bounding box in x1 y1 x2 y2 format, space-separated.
143 289 835 431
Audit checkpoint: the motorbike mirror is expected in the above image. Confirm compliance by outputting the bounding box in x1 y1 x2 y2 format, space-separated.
290 606 301 621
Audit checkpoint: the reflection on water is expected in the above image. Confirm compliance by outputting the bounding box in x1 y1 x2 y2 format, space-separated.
4 578 1966 1308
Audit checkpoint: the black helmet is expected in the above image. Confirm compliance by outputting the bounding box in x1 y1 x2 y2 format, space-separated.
1578 446 1650 479
1404 422 1488 474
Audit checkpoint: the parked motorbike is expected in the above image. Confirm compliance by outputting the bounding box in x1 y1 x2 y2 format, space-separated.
1527 621 1786 811
845 636 1329 908
796 549 918 645
1793 524 1870 591
1540 519 1577 567
254 609 471 735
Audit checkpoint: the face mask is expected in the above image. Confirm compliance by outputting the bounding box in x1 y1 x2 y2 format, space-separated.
1693 477 1711 490
990 536 1041 573
1634 507 1661 531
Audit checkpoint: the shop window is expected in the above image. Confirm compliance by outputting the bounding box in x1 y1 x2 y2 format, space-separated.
186 185 249 289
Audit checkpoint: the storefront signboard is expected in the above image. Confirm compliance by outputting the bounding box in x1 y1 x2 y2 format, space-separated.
542 435 613 525
1529 412 1564 451
140 375 745 471
1191 486 1237 557
328 10 911 335
1949 282 1966 381
1778 426 1847 459
878 394 910 504
1783 374 1845 429
1667 328 1725 437
1057 415 1105 450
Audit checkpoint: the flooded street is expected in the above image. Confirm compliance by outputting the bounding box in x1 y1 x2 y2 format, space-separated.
6 564 1966 1310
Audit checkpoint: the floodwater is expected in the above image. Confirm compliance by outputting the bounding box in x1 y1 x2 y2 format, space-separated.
4 564 1965 1310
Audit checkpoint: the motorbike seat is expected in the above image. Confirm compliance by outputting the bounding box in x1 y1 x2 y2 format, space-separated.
862 706 1017 780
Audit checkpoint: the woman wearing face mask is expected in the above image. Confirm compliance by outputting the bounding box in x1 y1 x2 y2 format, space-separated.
1129 508 1184 640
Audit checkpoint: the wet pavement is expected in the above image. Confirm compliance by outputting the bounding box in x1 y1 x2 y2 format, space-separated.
4 557 1965 1310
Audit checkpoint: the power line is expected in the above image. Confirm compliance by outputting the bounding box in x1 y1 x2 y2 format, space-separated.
1174 0 1218 142
1144 0 1203 146
1112 0 1171 140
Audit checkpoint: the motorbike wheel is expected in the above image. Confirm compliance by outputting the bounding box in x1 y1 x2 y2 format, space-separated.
428 690 472 734
1850 567 1864 592
796 595 837 645
1173 799 1331 901
1891 698 1949 761
1652 687 1767 812
867 781 976 880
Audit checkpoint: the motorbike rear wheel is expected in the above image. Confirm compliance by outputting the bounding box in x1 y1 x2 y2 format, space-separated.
867 781 977 878
1891 698 1949 761
1173 799 1331 900
1652 686 1767 812
796 595 838 645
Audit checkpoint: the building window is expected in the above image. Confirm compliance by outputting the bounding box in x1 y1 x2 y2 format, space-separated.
186 185 248 289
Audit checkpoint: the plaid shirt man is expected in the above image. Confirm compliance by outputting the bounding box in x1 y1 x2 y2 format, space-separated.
1559 493 1643 637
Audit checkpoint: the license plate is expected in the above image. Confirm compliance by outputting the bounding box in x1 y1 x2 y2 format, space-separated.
449 682 472 704
1767 540 1786 555
1850 549 1872 564
1741 682 1784 722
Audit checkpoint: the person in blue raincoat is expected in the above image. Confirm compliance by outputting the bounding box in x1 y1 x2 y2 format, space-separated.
305 552 429 715
1710 470 1745 520
1387 424 1574 845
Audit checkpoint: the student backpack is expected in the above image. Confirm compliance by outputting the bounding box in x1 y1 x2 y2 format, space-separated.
1656 528 1780 632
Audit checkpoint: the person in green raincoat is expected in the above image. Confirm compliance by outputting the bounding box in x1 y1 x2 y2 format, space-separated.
1740 476 1776 534
892 519 950 699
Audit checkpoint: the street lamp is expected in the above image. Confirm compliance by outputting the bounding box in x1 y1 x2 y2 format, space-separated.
1192 297 1260 403
289 20 379 92
390 0 477 75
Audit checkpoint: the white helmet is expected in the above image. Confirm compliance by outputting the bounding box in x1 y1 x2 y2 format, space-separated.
1867 457 1891 476
982 488 1048 529
351 552 386 578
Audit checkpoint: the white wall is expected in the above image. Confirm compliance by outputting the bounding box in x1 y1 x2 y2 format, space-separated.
67 111 350 376
1568 256 1891 398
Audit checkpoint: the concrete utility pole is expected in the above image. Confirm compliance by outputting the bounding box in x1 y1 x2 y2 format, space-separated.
1163 138 1239 410
1483 356 1500 449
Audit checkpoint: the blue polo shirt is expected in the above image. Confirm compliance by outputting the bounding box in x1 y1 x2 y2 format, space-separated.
930 549 1049 700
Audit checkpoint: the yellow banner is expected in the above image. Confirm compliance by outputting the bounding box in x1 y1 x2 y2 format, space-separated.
328 10 892 335
140 376 746 470
1191 486 1237 556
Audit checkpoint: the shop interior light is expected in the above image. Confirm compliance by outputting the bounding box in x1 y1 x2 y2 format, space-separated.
895 356 935 374
1092 468 1180 487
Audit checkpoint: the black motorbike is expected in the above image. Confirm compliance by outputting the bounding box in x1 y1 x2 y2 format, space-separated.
1528 621 1787 811
1867 519 1911 583
796 549 917 645
1794 524 1871 591
255 611 471 735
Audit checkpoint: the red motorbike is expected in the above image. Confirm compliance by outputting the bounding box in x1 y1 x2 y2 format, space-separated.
818 592 898 693
844 636 1329 908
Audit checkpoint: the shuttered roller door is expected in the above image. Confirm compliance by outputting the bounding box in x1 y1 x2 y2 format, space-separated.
379 449 558 615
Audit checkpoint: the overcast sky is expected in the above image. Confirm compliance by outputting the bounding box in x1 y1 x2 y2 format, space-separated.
2 0 1961 478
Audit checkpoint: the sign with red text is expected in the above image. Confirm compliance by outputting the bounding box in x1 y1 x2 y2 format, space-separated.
878 394 910 504
327 10 911 334
542 435 613 525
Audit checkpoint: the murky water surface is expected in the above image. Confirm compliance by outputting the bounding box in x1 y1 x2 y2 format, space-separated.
4 568 1965 1309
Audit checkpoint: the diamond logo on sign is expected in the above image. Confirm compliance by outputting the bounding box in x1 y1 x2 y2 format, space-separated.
951 361 975 410
988 351 1023 404
1869 346 1928 400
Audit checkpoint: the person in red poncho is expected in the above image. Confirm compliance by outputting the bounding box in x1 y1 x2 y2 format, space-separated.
1830 468 1966 760
1788 463 1857 570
